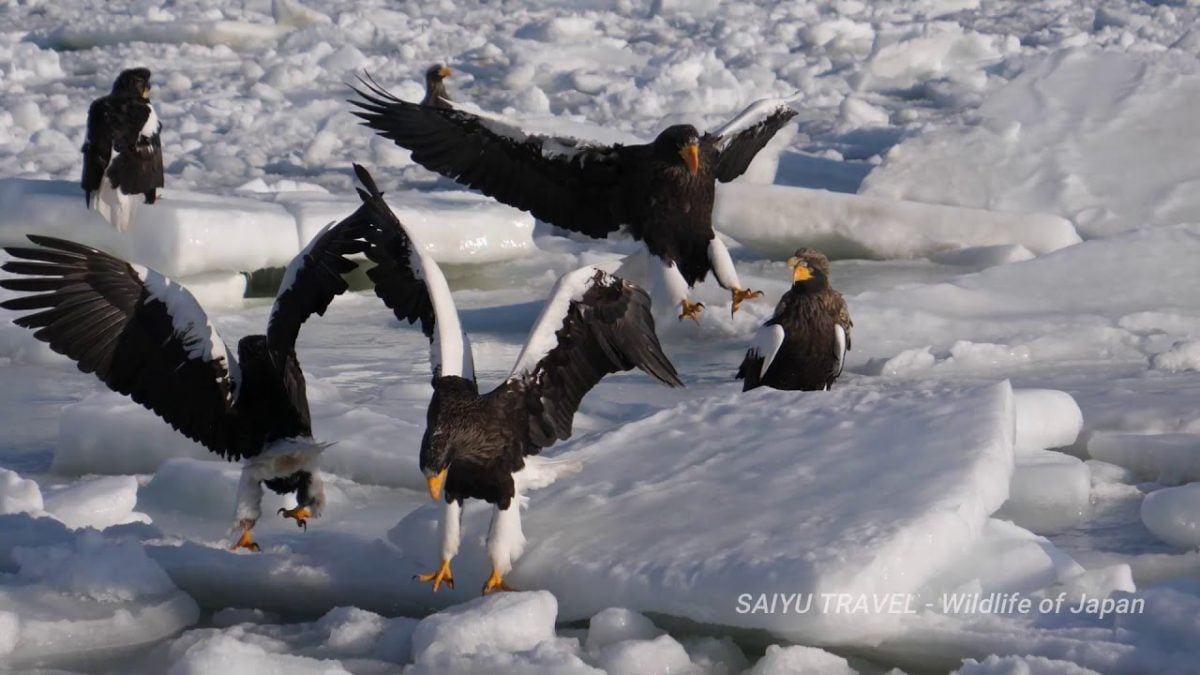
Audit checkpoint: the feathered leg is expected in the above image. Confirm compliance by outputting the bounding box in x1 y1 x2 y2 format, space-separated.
231 468 263 552
483 497 526 594
415 500 461 591
708 235 761 315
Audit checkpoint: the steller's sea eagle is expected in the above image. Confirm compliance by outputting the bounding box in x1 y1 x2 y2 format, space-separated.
0 212 374 550
350 77 798 321
421 64 453 109
347 164 683 593
81 68 165 233
737 248 852 392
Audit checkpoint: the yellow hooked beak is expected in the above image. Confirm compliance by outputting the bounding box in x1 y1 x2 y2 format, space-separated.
141 85 151 100
680 142 699 176
426 468 448 501
437 66 452 78
788 256 812 282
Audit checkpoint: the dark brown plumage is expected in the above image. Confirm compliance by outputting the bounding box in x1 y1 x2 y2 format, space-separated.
0 210 372 548
82 68 164 229
346 164 683 592
349 77 797 318
736 248 852 392
421 64 453 108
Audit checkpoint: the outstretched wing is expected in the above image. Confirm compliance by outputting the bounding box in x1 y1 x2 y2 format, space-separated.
350 76 625 238
508 266 683 449
0 235 247 459
267 210 371 355
705 95 799 183
352 164 473 380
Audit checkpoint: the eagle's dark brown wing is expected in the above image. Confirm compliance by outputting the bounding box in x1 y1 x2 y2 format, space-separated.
705 97 799 183
350 76 626 239
0 235 247 458
506 267 683 449
267 208 371 355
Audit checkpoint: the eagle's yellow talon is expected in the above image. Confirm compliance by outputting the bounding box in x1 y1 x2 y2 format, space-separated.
482 568 516 595
730 287 763 315
678 299 704 322
231 529 260 552
277 505 312 530
415 559 455 592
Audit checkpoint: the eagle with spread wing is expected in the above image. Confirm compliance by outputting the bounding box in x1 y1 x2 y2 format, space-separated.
350 78 798 321
348 164 683 593
0 212 372 550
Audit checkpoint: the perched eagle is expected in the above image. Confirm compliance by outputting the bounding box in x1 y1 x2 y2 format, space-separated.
421 64 453 108
350 77 798 321
347 164 683 593
0 216 372 550
81 68 165 233
736 248 852 392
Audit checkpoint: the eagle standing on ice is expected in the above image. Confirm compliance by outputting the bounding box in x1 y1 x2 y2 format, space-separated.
0 210 373 551
81 67 164 232
737 248 852 392
350 78 797 321
346 165 683 593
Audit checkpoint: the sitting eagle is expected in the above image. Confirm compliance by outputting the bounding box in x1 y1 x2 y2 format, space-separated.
346 164 683 593
81 68 165 232
351 77 798 321
737 248 852 391
0 212 373 550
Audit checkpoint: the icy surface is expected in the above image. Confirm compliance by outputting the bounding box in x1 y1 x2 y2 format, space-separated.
861 49 1200 238
997 451 1091 535
1140 485 1200 550
42 476 151 530
0 468 44 516
715 182 1080 260
4 0 1200 671
1013 390 1084 453
746 644 856 675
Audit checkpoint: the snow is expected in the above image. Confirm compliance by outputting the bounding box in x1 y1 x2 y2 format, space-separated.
1013 390 1084 453
585 608 662 652
1140 485 1200 550
411 591 557 661
714 182 1081 260
997 451 1091 535
42 476 151 530
954 654 1103 675
0 179 299 278
592 634 692 675
0 468 44 516
860 49 1200 238
746 644 856 675
4 0 1200 671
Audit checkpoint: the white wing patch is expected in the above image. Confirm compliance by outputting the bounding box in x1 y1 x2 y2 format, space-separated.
509 265 610 380
833 323 848 379
133 263 240 397
140 104 160 140
407 237 471 380
748 324 786 378
710 93 801 149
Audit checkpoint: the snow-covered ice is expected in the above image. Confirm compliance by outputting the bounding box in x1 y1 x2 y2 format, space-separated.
4 0 1200 671
715 182 1081 260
